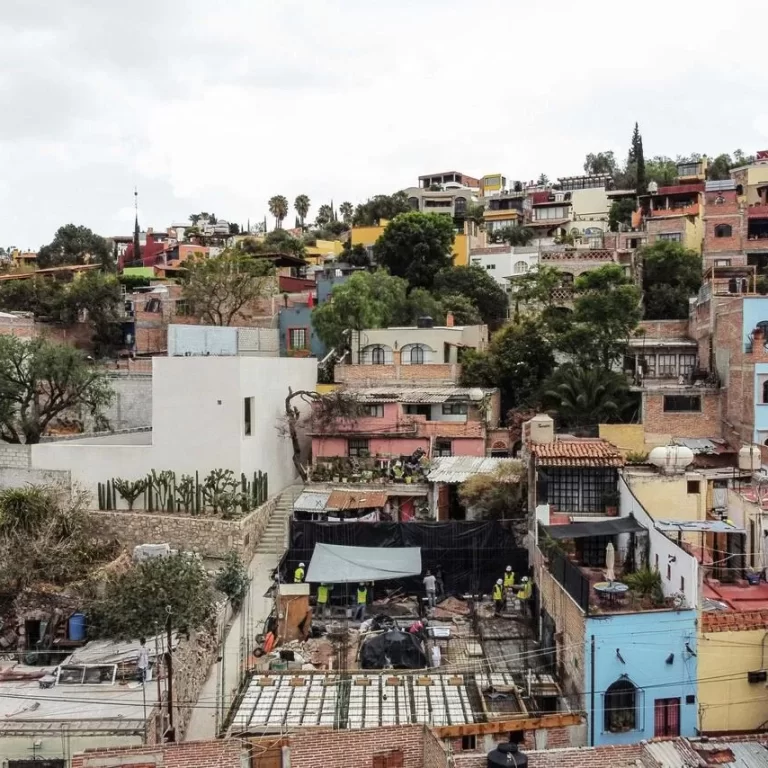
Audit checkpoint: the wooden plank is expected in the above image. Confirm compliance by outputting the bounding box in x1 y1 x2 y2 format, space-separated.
432 712 583 738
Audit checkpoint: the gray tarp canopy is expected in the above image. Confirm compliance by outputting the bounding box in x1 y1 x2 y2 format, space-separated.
306 543 422 583
545 516 646 540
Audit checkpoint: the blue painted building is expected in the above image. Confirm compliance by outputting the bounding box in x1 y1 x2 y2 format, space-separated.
585 610 697 746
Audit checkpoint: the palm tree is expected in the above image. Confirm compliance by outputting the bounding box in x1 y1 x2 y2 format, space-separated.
294 195 310 228
268 196 289 229
315 204 334 227
339 201 354 226
542 364 629 432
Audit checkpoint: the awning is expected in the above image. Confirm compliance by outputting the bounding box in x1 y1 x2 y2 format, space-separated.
655 520 746 534
545 516 646 540
293 491 331 512
326 490 388 511
306 543 422 583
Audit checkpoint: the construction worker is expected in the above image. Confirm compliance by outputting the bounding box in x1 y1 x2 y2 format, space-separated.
503 565 515 590
516 576 532 601
493 578 504 616
317 582 332 618
294 562 305 583
353 582 368 622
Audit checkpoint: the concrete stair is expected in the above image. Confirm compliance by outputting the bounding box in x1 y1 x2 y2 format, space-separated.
254 483 304 555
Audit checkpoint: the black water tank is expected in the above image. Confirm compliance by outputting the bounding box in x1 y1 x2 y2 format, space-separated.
487 742 528 767
416 315 434 328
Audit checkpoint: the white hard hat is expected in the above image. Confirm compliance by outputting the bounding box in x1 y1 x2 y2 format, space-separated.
522 576 529 583
496 578 503 585
505 565 512 571
299 563 305 568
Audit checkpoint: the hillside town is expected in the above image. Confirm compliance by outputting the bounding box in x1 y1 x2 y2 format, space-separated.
3 134 768 767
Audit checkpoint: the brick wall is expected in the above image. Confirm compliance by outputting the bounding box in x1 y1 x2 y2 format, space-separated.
88 494 276 559
0 443 31 468
289 725 437 768
0 313 34 338
336 363 462 387
641 389 721 438
100 373 152 430
72 739 244 768
637 319 691 339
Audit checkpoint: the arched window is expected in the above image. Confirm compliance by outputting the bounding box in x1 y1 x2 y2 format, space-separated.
454 196 467 215
410 345 425 364
715 224 732 238
371 345 385 365
604 678 637 733
513 261 529 274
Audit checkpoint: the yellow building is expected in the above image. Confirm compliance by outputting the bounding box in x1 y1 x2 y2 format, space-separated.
304 238 344 266
480 173 506 196
10 250 37 269
699 617 768 732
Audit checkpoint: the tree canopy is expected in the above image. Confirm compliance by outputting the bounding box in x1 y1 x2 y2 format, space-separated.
608 198 636 232
640 241 702 320
584 151 618 176
294 195 310 227
352 192 412 226
460 320 556 413
489 225 534 246
373 212 455 290
433 265 508 324
37 224 112 270
181 252 275 326
268 195 289 229
0 335 113 443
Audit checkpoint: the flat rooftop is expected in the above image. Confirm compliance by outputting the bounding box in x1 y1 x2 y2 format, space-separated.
703 580 768 614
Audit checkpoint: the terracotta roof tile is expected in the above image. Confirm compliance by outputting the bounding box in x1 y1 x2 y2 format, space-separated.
702 609 768 632
531 438 625 467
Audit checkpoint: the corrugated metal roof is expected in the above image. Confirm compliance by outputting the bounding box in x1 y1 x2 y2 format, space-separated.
656 519 746 533
706 179 737 192
352 387 495 404
427 456 521 483
646 740 768 767
673 437 729 455
293 490 330 512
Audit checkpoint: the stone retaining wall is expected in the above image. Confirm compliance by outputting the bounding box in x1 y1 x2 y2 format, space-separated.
87 494 277 559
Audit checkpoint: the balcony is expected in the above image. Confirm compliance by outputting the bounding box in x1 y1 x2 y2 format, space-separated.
334 363 461 386
648 203 699 218
540 250 617 262
747 204 768 219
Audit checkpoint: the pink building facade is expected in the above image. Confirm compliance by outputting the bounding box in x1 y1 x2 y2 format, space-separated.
311 388 500 461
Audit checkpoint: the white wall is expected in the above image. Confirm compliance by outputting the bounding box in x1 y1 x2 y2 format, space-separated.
619 475 699 608
30 357 318 504
469 248 539 286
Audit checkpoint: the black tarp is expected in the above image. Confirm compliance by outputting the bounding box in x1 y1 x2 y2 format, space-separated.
544 516 646 540
281 520 528 597
359 629 427 669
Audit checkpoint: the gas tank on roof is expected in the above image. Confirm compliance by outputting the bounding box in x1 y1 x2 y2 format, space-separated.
648 445 694 474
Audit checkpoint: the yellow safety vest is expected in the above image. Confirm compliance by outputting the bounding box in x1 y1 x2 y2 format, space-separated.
518 581 532 600
317 585 329 604
357 587 367 604
492 584 503 601
294 567 305 583
503 572 515 588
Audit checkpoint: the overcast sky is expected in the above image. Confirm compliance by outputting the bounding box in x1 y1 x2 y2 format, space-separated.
3 0 768 248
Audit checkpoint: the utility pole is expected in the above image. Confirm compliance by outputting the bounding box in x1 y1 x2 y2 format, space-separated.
154 628 162 741
165 606 176 742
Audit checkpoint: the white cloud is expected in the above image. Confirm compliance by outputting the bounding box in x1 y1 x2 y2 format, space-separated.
1 0 768 246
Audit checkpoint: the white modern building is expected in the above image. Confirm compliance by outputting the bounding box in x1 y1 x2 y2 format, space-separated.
469 245 539 288
30 356 317 503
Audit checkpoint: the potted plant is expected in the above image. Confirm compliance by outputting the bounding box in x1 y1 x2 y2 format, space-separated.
603 490 620 516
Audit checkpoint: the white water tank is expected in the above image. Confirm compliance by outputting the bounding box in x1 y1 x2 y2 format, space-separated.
648 445 694 474
739 445 762 472
528 414 554 445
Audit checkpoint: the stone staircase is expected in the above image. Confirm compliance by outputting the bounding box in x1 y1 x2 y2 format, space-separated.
254 483 304 555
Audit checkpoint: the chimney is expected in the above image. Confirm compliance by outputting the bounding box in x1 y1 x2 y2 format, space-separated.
446 311 455 327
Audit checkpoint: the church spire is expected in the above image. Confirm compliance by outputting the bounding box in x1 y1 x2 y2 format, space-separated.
133 187 141 262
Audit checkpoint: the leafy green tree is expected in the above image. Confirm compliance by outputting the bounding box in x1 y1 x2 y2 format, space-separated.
644 156 678 186
434 265 508 324
37 224 113 270
465 202 485 226
559 264 642 370
181 252 274 326
90 554 215 639
537 173 549 186
373 212 455 290
396 287 445 326
215 552 250 610
490 225 534 246
60 272 124 356
340 242 370 268
630 123 646 193
262 229 305 257
312 270 408 348
510 265 564 314
608 198 636 232
584 151 618 176
0 336 113 443
640 241 702 320
189 212 215 225
460 320 555 412
733 149 756 167
268 195 289 229
542 364 633 431
440 294 482 325
352 192 412 226
339 201 354 225
294 195 310 228
707 154 732 181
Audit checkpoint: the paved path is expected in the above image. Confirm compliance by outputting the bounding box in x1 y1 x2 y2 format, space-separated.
185 551 278 740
